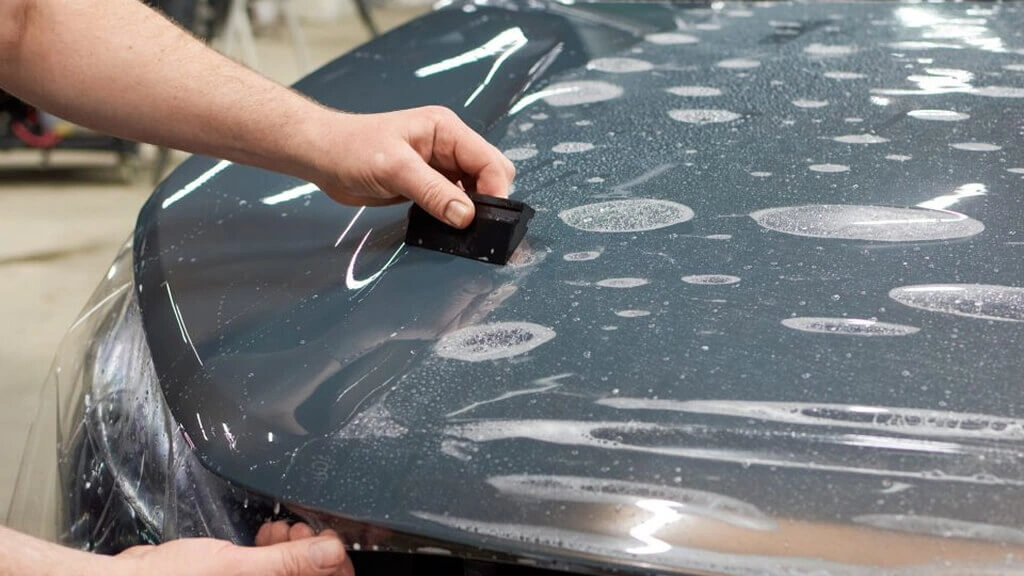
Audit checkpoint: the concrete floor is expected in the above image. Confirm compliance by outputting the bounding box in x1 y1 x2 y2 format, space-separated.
0 5 425 520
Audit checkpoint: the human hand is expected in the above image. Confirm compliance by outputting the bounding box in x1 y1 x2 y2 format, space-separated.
311 106 515 229
112 521 354 576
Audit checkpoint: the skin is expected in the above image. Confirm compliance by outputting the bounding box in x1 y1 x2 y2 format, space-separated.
0 0 515 573
0 0 514 228
0 522 354 576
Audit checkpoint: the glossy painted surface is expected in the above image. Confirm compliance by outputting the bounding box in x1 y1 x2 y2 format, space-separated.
134 1 1024 573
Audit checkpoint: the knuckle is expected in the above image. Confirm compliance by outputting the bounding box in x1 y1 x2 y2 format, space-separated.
418 178 452 212
424 105 457 124
276 547 306 576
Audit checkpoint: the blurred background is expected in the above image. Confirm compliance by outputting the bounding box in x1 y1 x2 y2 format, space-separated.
0 0 429 519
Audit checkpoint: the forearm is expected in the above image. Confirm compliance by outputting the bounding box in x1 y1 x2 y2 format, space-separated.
0 525 109 576
0 0 330 182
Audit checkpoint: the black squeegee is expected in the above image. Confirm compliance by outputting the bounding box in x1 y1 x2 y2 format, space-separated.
405 193 535 265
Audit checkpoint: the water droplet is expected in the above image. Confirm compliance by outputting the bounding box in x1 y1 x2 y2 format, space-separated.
646 32 699 45
669 109 742 124
435 322 557 362
666 86 722 97
792 99 829 108
950 142 1002 152
809 164 849 173
563 251 601 262
559 199 695 233
682 274 741 285
833 134 889 144
804 43 858 56
596 277 649 288
504 148 538 161
716 58 761 69
889 284 1024 323
615 309 651 318
542 81 624 107
781 317 921 337
750 205 984 242
907 109 969 121
586 57 653 73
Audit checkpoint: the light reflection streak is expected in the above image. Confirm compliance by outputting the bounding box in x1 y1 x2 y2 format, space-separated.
260 182 319 205
332 206 403 290
162 160 232 209
627 499 683 555
69 282 131 332
335 206 367 247
893 6 1004 52
872 68 973 96
163 281 203 366
415 28 528 106
222 422 237 451
509 86 574 115
196 413 209 441
345 230 404 290
917 183 987 211
465 29 528 106
445 376 567 418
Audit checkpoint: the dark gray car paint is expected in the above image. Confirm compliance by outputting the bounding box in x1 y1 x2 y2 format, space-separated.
134 1 1024 573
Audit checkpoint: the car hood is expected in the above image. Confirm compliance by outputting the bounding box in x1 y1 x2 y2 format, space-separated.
134 1 1024 573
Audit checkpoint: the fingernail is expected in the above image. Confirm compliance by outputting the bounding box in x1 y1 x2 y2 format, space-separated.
444 200 470 227
310 538 344 569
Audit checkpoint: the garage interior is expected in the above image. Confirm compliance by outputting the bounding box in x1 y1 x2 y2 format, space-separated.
0 0 426 520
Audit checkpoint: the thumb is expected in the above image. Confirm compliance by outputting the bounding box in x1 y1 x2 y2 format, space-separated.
389 150 476 228
235 536 353 576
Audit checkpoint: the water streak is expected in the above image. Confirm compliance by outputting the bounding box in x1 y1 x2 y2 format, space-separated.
889 284 1024 322
596 278 649 288
487 474 776 531
750 205 984 242
436 322 556 361
647 32 699 45
596 399 1024 441
781 317 920 336
587 57 653 73
853 515 1024 544
559 199 694 233
669 109 742 124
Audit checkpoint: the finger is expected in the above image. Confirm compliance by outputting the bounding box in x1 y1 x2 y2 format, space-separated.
255 523 274 547
289 523 315 541
234 536 349 576
315 530 354 576
323 193 405 208
116 544 156 559
390 150 476 228
428 110 512 199
268 520 291 546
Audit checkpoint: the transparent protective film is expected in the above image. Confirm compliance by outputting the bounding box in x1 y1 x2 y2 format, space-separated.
6 239 274 552
5 241 134 540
